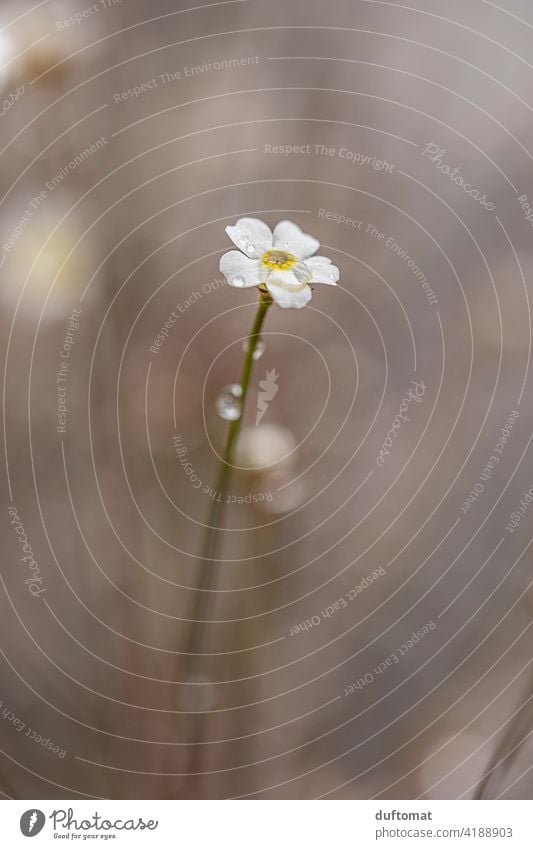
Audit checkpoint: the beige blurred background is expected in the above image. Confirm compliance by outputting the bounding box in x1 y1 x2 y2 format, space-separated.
1 0 533 799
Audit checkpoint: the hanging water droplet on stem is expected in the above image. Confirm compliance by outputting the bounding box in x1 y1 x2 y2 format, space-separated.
216 384 243 421
242 335 265 360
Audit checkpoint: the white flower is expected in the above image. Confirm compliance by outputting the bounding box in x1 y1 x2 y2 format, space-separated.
219 217 339 309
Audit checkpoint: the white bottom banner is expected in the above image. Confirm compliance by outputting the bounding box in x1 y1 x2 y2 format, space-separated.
0 800 531 847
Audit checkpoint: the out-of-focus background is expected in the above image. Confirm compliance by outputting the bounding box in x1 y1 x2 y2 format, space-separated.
1 0 533 800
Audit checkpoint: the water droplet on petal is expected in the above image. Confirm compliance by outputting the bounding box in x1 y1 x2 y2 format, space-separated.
180 676 218 712
292 261 313 284
216 384 243 420
242 336 265 360
329 269 337 281
232 275 246 288
246 243 255 255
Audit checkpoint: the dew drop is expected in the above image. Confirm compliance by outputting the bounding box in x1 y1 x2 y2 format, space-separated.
292 261 313 285
242 336 265 360
180 676 218 712
216 383 243 420
246 243 256 255
232 275 246 288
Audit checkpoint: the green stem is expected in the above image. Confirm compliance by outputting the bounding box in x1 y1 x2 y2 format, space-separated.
180 291 272 795
184 289 272 660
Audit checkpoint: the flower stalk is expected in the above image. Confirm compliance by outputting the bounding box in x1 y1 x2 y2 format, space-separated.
181 290 272 789
184 288 272 658
180 217 338 794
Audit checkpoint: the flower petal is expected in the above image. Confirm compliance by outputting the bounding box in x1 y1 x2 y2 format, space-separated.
266 278 312 309
265 268 301 287
272 220 320 259
225 217 273 258
220 251 263 288
306 256 340 285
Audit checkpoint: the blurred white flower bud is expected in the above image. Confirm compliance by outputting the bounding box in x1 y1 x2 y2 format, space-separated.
234 423 297 472
0 1 87 87
1 200 95 319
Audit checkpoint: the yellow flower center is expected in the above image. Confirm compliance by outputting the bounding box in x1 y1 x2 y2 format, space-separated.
261 250 297 270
